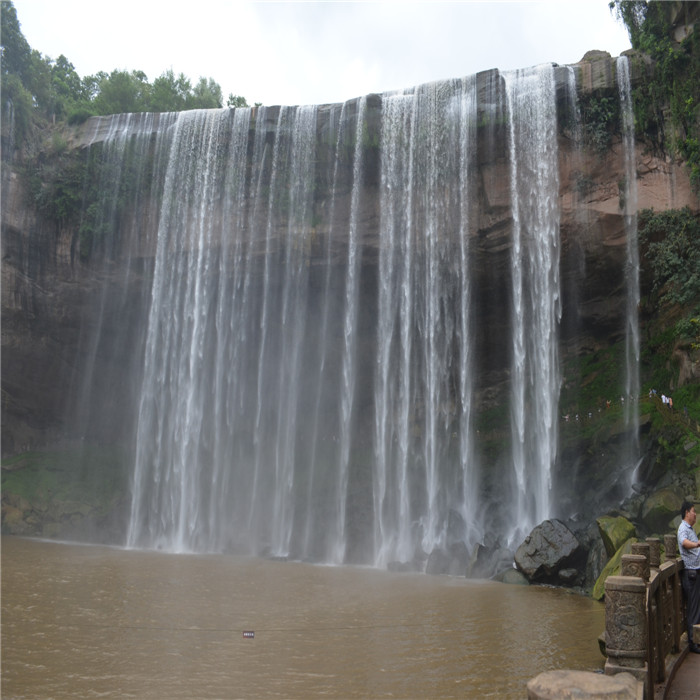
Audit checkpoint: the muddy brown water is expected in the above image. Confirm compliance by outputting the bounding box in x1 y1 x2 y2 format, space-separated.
2 536 605 698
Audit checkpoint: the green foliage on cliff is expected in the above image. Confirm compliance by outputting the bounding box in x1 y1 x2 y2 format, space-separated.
638 207 700 447
1 447 129 538
639 207 700 313
611 0 700 191
579 93 621 155
26 133 157 260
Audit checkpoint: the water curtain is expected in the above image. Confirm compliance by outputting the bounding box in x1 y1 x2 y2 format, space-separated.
63 65 639 566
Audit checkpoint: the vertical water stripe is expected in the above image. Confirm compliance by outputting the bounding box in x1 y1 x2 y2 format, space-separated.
270 105 317 557
209 107 253 551
375 79 478 565
302 103 345 561
377 89 415 565
504 65 561 541
617 56 640 478
249 106 290 547
456 75 478 546
420 81 443 554
332 97 367 564
128 110 232 551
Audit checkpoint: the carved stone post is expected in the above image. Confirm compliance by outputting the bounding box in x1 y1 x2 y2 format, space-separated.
604 575 648 686
646 538 661 570
664 534 677 562
622 553 649 583
663 533 684 651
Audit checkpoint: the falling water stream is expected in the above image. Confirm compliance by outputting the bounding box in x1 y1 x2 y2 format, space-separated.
374 78 480 565
617 56 641 482
504 65 562 544
123 85 495 562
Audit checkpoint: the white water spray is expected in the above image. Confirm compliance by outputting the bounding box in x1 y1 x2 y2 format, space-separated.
504 65 562 542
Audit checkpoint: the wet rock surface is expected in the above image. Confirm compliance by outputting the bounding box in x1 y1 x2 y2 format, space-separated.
514 519 584 585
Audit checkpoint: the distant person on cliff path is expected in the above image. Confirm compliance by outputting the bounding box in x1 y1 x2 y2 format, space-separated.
677 501 700 654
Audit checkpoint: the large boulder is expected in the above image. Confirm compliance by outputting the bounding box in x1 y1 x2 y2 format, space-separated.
596 515 637 557
641 488 683 533
514 519 583 585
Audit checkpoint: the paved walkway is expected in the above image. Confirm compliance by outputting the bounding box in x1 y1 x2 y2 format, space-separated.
666 650 700 699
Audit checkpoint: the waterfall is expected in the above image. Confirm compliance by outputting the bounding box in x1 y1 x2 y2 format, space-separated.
298 103 346 561
128 109 245 552
61 65 587 566
374 78 479 565
617 56 641 479
504 65 562 542
332 97 367 564
267 105 317 557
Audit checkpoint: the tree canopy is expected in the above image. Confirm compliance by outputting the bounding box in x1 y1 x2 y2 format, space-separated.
1 0 248 139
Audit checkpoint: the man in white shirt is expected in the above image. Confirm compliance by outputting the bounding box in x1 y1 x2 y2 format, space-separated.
677 501 700 653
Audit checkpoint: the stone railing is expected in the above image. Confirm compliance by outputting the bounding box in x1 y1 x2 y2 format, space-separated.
604 536 685 699
528 534 692 700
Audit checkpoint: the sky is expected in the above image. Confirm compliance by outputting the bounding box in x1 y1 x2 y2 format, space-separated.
11 0 632 107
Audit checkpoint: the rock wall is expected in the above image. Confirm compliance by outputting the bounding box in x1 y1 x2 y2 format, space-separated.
2 54 698 453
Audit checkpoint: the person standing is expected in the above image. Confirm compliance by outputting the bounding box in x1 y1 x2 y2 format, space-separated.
677 501 700 653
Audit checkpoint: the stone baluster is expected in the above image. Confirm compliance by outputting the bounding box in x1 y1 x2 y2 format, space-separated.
645 538 661 570
664 534 677 561
527 531 689 698
665 533 683 653
622 552 649 583
604 575 648 686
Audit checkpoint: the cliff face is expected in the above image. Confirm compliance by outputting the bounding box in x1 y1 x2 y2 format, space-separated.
1 54 698 563
4 54 695 452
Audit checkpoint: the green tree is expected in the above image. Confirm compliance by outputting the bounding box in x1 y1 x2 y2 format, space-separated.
1 0 249 140
81 72 108 102
149 69 189 112
1 73 33 142
49 54 85 119
93 69 150 115
0 1 32 78
227 93 249 108
190 77 223 109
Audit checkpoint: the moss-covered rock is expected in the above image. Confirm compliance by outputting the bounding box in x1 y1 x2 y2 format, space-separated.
1 446 129 540
596 515 637 557
592 538 638 601
641 488 684 533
